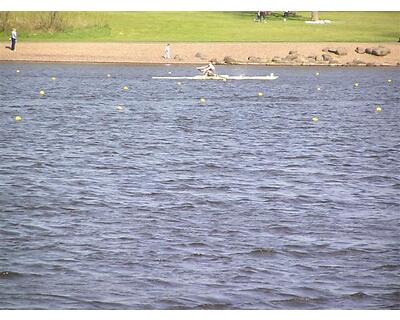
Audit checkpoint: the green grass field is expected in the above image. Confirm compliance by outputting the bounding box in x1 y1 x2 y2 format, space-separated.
1 11 399 42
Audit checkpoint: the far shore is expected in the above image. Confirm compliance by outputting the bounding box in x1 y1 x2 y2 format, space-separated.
1 42 399 66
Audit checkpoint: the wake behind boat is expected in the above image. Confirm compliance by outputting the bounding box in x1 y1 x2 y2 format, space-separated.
152 73 279 80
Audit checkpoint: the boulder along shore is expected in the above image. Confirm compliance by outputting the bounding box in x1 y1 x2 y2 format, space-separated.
1 42 399 66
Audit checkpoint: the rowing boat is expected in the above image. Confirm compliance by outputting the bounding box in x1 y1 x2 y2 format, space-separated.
152 73 278 80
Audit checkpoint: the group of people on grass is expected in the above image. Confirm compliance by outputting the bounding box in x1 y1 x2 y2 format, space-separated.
254 11 268 22
254 11 294 22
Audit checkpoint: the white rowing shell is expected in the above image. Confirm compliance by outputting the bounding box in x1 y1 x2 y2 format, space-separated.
152 75 279 80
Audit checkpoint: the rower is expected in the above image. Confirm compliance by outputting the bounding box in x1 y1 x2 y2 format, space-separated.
197 61 216 76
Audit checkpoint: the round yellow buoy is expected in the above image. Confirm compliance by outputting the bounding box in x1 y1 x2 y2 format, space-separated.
375 106 382 112
200 97 206 103
258 92 263 97
387 79 392 83
312 116 319 122
354 83 359 87
15 115 22 121
39 90 45 96
317 87 321 91
315 72 320 76
168 71 172 75
123 86 128 90
177 82 182 85
51 77 56 80
16 69 20 73
107 74 111 78
116 105 124 111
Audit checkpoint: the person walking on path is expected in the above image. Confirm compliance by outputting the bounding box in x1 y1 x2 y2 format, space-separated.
162 43 171 59
10 28 17 51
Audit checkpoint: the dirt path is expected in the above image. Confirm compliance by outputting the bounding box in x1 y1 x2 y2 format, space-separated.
1 42 399 66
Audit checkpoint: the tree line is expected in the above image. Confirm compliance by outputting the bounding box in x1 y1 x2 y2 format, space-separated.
0 12 67 32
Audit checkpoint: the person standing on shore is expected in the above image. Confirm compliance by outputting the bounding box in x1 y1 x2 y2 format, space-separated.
163 43 171 59
10 28 17 51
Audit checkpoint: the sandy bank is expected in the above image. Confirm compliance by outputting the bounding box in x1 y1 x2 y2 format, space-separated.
1 42 399 66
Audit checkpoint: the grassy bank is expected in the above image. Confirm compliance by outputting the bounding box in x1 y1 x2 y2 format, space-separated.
1 11 399 42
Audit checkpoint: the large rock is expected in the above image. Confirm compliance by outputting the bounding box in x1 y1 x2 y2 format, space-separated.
355 47 366 54
365 46 391 56
323 47 347 56
365 47 374 54
371 47 391 56
195 52 207 60
272 56 282 63
223 56 236 64
337 47 348 56
322 54 333 61
322 47 334 52
328 47 347 56
288 50 298 55
173 55 183 61
248 56 262 63
285 53 300 61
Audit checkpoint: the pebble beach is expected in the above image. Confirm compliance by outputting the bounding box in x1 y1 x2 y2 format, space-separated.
1 42 399 66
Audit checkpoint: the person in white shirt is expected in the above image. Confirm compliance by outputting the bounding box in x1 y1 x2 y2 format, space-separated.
162 44 171 59
10 28 17 51
197 62 216 76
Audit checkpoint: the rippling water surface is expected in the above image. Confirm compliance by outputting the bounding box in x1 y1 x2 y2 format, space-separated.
0 63 399 309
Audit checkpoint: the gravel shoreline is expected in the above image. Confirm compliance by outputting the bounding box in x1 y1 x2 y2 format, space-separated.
1 42 399 66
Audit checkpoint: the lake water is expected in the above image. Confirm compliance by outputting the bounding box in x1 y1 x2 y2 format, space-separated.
0 63 399 309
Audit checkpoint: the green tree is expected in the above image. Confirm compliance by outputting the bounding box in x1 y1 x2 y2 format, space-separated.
0 12 10 32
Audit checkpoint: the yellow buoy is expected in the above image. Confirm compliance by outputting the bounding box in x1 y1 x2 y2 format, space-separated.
177 82 182 85
312 116 319 122
354 83 359 87
375 106 382 112
315 72 320 76
258 92 263 97
16 69 20 73
387 79 392 83
107 74 111 78
39 90 45 96
116 105 124 111
123 86 128 90
200 97 206 103
15 115 22 121
51 77 56 80
168 71 172 75
317 87 321 91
